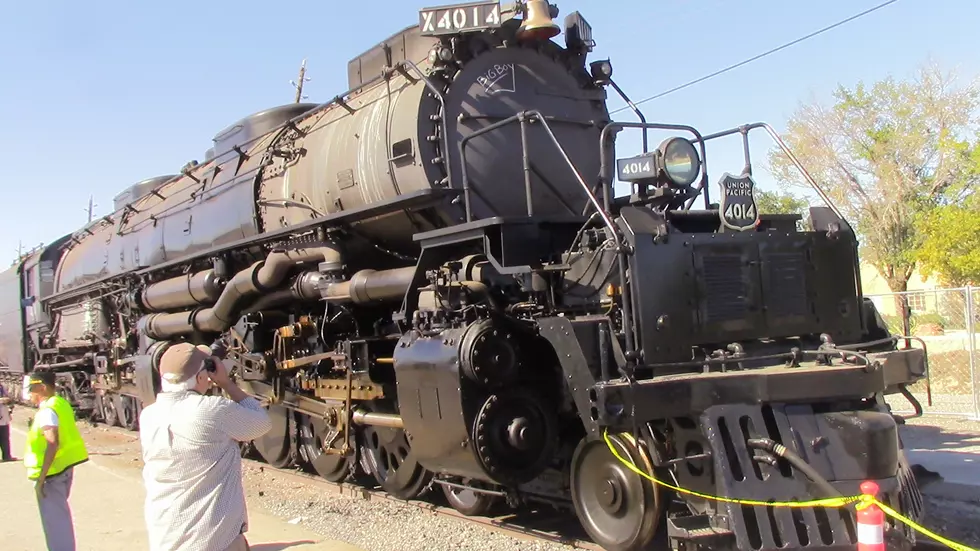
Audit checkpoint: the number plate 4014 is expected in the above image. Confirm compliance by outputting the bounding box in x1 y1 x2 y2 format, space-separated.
616 154 658 182
419 2 502 36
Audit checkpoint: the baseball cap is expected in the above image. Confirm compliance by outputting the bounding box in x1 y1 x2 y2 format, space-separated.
28 370 56 388
159 342 214 384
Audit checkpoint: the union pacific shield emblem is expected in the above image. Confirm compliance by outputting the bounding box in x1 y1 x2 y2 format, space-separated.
718 173 760 231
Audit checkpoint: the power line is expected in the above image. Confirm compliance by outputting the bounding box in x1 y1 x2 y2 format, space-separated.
610 0 902 114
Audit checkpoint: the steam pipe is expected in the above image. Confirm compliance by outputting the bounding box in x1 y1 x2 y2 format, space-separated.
139 258 416 339
241 289 294 314
138 246 339 339
138 269 225 312
321 266 416 305
244 266 417 312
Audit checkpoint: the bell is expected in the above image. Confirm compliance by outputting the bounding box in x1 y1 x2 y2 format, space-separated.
517 0 560 41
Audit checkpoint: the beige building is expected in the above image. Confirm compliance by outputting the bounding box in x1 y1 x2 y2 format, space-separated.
859 262 944 316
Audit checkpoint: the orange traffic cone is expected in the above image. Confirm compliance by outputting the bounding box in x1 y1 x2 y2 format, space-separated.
857 481 885 551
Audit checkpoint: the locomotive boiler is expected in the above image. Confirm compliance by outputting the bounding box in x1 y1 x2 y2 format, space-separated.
0 1 931 550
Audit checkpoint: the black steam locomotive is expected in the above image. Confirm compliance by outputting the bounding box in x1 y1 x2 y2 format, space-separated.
0 2 928 550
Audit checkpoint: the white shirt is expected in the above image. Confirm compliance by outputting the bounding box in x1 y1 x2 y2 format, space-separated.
34 407 58 428
139 390 271 551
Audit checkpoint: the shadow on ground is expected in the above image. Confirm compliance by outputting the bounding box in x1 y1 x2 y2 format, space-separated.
900 423 980 452
249 541 318 551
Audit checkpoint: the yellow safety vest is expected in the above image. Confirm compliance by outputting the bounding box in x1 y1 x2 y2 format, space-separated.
24 395 89 480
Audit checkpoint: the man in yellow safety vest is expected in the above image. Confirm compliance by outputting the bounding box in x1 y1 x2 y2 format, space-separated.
24 369 89 551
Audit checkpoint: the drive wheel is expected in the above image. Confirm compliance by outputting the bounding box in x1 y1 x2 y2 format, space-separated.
101 395 119 427
358 403 432 500
570 433 661 551
252 404 293 468
442 483 498 517
298 413 356 483
115 395 138 431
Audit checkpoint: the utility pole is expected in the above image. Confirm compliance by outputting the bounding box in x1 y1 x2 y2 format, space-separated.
84 195 96 223
290 59 311 103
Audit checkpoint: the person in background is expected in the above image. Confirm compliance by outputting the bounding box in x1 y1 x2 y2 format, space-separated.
24 370 89 551
139 342 272 551
0 383 14 462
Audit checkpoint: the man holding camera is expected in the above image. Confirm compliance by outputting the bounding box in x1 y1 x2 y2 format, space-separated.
139 342 272 551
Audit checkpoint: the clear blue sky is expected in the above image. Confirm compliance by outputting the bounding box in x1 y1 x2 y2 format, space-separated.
1 0 977 268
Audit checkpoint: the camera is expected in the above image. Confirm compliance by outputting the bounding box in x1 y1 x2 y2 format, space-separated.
203 358 217 373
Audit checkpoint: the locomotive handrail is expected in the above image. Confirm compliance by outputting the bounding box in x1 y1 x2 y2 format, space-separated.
598 121 711 210
605 79 649 154
691 122 847 222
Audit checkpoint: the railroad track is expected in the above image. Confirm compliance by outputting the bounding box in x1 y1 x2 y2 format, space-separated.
237 448 605 551
22 408 963 551
75 413 605 551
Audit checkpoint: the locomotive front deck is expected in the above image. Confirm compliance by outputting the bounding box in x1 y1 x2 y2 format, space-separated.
592 349 927 425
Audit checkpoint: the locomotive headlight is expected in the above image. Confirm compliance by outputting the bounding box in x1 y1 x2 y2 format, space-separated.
658 137 701 187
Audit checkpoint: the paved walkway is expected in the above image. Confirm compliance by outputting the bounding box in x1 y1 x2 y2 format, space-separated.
0 425 366 551
906 448 980 502
900 418 980 503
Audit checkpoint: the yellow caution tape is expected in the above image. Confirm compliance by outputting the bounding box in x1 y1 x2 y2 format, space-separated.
602 429 978 551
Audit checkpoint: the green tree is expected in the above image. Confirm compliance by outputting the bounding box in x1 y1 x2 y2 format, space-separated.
768 62 980 307
756 189 809 216
917 193 980 285
755 189 810 229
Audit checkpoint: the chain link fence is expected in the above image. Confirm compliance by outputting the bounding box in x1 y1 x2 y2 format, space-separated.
865 286 980 419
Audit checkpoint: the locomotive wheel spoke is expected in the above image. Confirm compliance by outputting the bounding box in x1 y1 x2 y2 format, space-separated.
252 404 293 469
357 403 432 500
570 434 660 551
298 413 355 483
